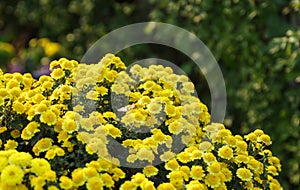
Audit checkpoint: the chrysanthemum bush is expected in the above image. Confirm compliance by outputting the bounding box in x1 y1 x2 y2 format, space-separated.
0 54 282 189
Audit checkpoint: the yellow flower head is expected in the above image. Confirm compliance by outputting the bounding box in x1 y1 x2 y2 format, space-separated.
218 145 234 160
143 165 159 177
51 68 65 80
4 140 18 150
0 156 8 172
190 165 205 180
157 182 176 190
1 165 24 185
165 159 180 171
62 118 78 133
31 158 51 176
204 174 221 188
59 176 73 190
8 152 32 167
40 110 57 126
12 101 25 114
131 173 146 186
236 168 253 181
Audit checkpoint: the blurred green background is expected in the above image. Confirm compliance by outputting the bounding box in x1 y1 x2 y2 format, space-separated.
0 0 299 189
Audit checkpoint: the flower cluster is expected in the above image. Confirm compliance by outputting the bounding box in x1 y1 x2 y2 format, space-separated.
0 54 282 189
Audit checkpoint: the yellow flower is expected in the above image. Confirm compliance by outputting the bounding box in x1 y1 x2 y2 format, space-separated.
204 174 221 188
157 183 176 190
95 86 108 96
120 181 136 190
132 173 146 186
0 156 8 172
4 139 18 150
1 165 24 185
203 152 216 164
245 132 257 142
48 185 59 190
141 180 156 190
61 60 76 70
143 165 158 177
43 170 57 182
31 158 51 176
30 176 46 187
86 176 103 190
218 145 233 160
8 152 32 167
21 121 40 140
186 180 207 190
221 167 232 182
258 134 272 145
160 151 175 162
100 173 114 187
104 124 122 138
62 119 78 133
165 104 176 117
168 120 183 135
236 168 253 181
207 162 222 175
147 100 162 114
235 154 249 164
40 110 57 126
12 101 25 114
199 141 214 152
176 152 191 163
136 148 154 162
84 167 98 178
51 68 65 80
35 138 53 153
190 165 205 180
267 165 278 176
10 129 20 138
45 149 56 160
0 126 7 134
59 176 73 190
225 136 236 146
72 169 86 187
165 159 180 171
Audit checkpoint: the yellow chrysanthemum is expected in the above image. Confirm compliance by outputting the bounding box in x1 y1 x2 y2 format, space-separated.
190 165 205 180
131 173 146 186
40 110 57 126
160 151 175 162
0 156 8 172
143 165 159 177
31 158 51 176
218 145 234 160
120 181 135 190
207 162 222 175
59 176 73 190
258 134 272 146
86 176 103 190
236 168 253 181
104 124 122 138
62 119 78 133
30 176 46 187
4 140 18 150
72 169 86 186
8 152 32 167
12 101 25 114
100 173 114 187
51 68 65 80
165 159 180 171
157 182 176 190
1 165 24 185
204 174 221 188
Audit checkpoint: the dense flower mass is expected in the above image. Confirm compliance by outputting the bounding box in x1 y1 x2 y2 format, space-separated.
0 54 282 189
